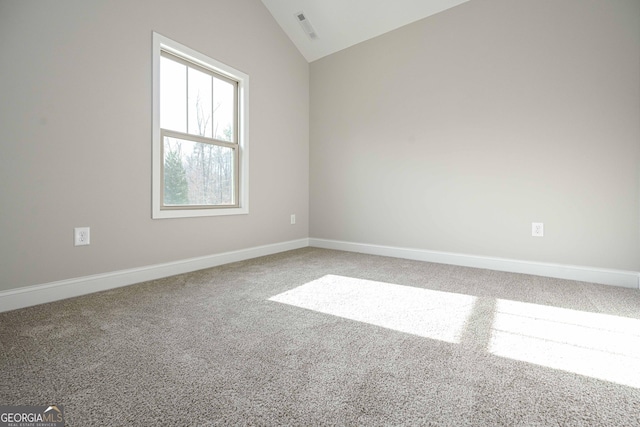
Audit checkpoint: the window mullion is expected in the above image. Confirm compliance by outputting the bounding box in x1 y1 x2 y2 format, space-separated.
162 128 236 149
185 65 189 135
234 81 239 144
211 75 217 138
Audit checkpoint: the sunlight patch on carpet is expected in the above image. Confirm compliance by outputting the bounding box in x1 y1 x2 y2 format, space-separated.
269 275 476 343
489 299 640 388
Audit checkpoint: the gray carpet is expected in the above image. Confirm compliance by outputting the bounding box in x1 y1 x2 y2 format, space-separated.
1 247 639 426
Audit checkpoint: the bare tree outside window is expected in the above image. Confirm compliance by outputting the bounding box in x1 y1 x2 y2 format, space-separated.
160 52 237 207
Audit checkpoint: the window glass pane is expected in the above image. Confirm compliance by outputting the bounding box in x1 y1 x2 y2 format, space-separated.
213 78 235 142
188 67 213 138
160 56 187 133
163 136 234 206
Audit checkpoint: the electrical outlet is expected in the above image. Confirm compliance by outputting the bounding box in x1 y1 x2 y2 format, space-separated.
532 222 544 237
74 227 90 246
290 214 296 225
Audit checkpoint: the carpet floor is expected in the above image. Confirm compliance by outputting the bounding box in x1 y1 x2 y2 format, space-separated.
1 247 639 426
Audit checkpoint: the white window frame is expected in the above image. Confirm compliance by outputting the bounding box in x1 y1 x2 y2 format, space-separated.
152 32 249 219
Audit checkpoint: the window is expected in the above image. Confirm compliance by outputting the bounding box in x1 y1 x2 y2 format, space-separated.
152 32 249 218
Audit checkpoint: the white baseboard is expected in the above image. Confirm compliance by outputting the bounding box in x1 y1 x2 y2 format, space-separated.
309 238 640 290
0 238 309 313
2 237 637 313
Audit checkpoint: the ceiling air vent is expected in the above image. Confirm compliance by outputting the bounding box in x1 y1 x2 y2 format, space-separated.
295 11 318 40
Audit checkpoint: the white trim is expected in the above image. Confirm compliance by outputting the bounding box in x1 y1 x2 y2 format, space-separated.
152 32 250 219
0 239 309 313
3 237 637 313
309 238 640 290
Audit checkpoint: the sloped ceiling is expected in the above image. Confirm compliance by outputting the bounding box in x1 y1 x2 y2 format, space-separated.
261 0 471 62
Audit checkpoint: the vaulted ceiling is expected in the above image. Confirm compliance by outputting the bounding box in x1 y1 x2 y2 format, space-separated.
260 0 471 62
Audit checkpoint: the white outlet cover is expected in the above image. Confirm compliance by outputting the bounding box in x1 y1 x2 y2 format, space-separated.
532 222 544 237
74 227 91 246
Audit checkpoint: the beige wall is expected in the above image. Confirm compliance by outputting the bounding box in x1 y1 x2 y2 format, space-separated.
0 0 309 291
1 0 638 295
310 0 640 271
